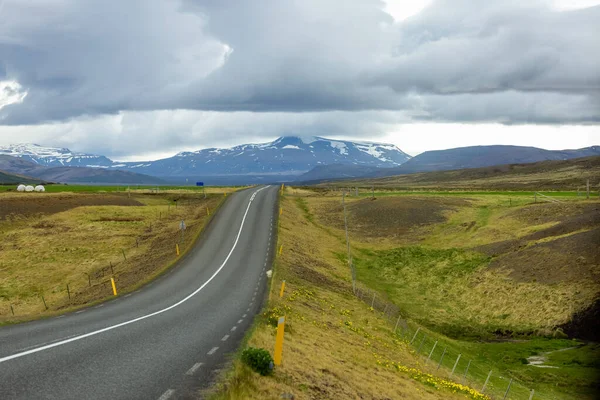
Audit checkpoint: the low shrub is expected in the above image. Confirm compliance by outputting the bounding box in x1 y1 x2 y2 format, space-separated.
241 347 274 376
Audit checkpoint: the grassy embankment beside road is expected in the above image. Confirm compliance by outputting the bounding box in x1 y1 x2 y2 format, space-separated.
0 188 234 323
212 189 599 400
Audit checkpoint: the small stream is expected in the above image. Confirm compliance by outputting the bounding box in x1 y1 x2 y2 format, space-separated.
526 346 579 369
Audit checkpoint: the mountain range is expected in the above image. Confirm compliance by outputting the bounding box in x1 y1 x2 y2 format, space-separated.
1 138 598 185
0 155 164 184
0 137 411 184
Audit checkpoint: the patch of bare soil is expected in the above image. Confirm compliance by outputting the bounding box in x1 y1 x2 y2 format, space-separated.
487 228 600 284
316 197 469 239
0 193 143 220
508 202 599 226
476 202 600 259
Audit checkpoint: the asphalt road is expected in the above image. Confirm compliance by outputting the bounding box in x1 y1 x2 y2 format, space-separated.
0 185 279 400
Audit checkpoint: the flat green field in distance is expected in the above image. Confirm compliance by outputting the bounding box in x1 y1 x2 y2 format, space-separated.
296 189 599 399
0 184 248 193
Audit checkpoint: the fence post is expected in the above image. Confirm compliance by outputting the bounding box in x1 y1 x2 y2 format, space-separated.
503 378 513 400
121 249 126 261
427 341 438 362
67 283 71 300
10 304 14 316
371 293 376 308
417 334 427 353
462 360 471 384
410 327 421 345
41 295 48 310
528 389 535 400
437 347 447 370
450 354 461 378
394 315 402 334
481 370 493 393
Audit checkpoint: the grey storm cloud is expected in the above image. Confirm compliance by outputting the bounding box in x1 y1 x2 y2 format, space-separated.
0 0 599 125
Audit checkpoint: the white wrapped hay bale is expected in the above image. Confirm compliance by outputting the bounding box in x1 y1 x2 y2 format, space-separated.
17 184 26 192
25 185 34 192
34 185 45 192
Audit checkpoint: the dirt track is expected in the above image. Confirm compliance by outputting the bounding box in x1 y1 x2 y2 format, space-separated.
0 193 143 220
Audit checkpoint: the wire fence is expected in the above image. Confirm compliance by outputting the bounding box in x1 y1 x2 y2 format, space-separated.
352 285 549 400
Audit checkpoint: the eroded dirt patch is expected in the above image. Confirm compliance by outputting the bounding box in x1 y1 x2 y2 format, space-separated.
315 197 469 239
0 193 143 220
487 228 600 284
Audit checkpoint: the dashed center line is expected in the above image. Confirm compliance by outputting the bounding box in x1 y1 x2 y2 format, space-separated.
158 389 175 400
185 363 203 376
231 326 237 332
221 335 230 342
243 314 247 318
238 319 243 324
207 347 219 355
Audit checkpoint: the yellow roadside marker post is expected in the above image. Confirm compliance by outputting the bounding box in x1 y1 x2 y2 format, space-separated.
207 207 210 216
110 277 117 296
279 280 286 298
176 244 180 256
273 316 286 366
279 245 283 256
279 207 282 216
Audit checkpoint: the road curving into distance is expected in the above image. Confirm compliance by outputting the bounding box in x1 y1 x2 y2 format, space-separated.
0 185 279 400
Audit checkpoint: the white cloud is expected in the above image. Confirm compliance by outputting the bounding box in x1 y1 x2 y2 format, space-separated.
383 0 432 21
0 80 27 112
553 0 600 9
380 124 600 155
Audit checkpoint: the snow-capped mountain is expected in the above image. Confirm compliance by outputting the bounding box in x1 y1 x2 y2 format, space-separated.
0 143 114 168
0 137 411 183
127 136 411 178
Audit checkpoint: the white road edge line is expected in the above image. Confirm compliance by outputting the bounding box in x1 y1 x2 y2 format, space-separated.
158 389 175 400
0 186 270 364
186 363 203 376
207 347 219 355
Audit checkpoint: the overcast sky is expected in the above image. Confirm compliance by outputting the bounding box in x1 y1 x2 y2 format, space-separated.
0 0 599 160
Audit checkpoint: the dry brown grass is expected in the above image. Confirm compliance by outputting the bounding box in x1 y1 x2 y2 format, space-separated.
0 193 223 322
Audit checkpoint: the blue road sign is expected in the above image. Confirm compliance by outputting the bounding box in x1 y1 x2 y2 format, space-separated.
196 182 204 186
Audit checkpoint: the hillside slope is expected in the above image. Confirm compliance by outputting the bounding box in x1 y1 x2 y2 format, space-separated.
327 156 600 191
0 170 41 184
